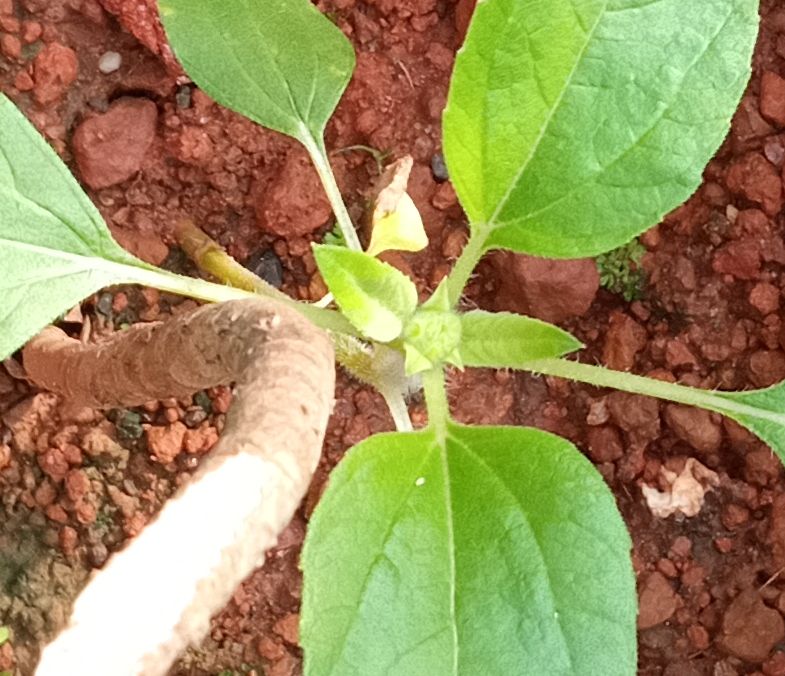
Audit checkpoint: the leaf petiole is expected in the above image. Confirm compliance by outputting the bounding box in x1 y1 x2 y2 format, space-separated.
443 226 491 307
522 357 785 429
301 131 363 252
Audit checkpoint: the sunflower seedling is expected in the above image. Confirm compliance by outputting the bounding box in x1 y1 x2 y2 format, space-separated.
0 1 767 674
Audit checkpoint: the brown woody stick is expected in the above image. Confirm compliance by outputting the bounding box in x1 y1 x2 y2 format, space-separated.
25 298 334 676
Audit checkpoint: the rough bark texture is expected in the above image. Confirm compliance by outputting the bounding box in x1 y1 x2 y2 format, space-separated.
25 299 335 676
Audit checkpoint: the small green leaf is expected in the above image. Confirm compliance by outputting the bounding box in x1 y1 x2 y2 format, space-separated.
460 310 582 368
716 383 785 463
444 0 758 257
402 342 434 376
0 95 253 359
302 424 636 675
402 308 462 375
401 281 462 374
0 626 8 645
159 0 355 144
312 245 418 342
596 239 648 301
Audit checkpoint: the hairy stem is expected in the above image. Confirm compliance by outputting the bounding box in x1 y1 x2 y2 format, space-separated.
333 336 413 431
27 299 335 676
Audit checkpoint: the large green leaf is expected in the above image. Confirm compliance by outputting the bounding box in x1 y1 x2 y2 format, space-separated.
460 310 582 368
0 95 249 359
302 424 636 675
313 245 418 342
443 0 758 258
0 94 142 359
159 0 355 143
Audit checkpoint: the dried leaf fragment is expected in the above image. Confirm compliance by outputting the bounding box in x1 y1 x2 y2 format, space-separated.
641 458 719 518
367 155 427 257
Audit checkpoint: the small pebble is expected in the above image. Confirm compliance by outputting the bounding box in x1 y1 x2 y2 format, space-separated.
430 152 449 182
194 390 213 414
98 51 122 74
95 292 113 317
244 249 284 288
183 407 208 428
89 542 109 567
175 85 192 109
113 409 144 441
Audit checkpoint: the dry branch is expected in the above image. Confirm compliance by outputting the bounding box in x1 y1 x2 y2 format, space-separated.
25 298 335 676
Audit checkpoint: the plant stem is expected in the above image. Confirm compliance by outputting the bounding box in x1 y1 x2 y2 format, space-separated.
522 358 785 425
174 221 359 337
444 227 490 307
380 389 413 432
175 222 418 430
332 336 413 431
422 368 450 437
177 220 288 299
301 131 363 252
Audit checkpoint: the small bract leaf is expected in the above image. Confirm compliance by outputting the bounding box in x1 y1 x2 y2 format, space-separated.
367 156 428 257
302 424 636 675
444 0 758 257
0 95 255 360
159 0 355 143
402 308 462 375
312 245 418 342
402 342 433 376
460 310 583 368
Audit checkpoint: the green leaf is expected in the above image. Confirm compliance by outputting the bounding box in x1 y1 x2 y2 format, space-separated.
0 626 8 645
402 309 463 375
313 245 418 342
443 0 758 258
460 310 583 368
401 283 463 374
0 94 252 359
0 94 142 359
159 0 355 143
716 383 785 462
302 424 636 675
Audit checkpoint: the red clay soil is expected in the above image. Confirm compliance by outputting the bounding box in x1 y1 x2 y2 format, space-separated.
2 0 785 674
